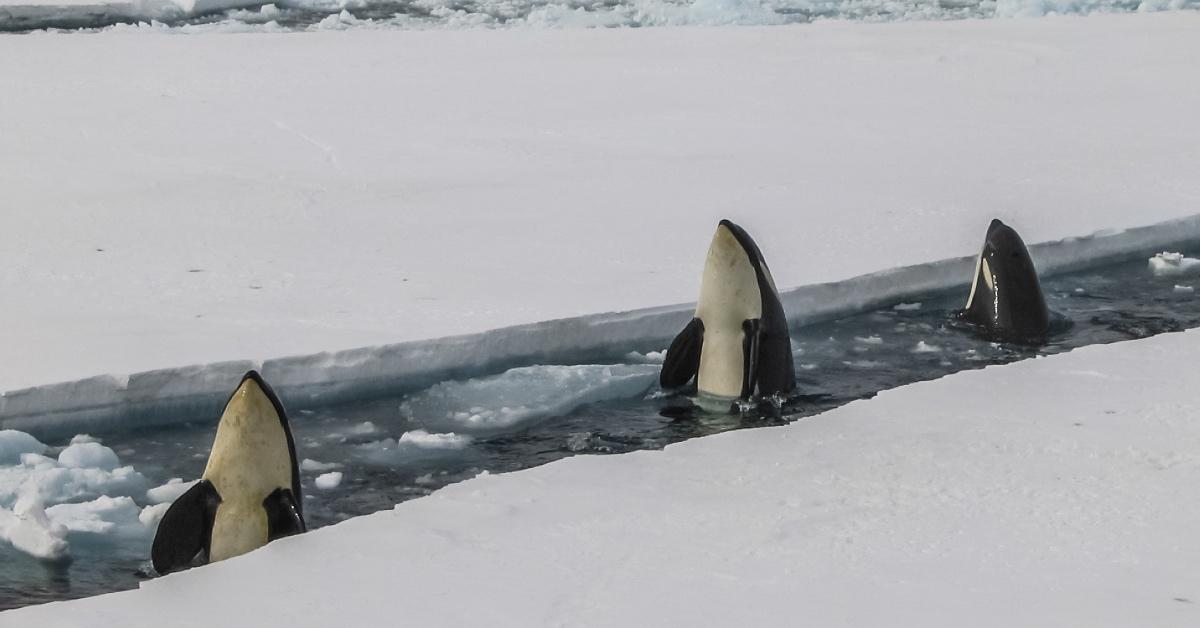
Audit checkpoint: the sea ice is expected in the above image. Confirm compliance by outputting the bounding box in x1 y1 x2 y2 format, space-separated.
399 364 659 434
0 430 46 465
58 442 120 471
1148 252 1200 276
146 478 198 504
0 494 68 561
314 472 343 490
301 459 341 472
893 303 922 311
913 341 943 353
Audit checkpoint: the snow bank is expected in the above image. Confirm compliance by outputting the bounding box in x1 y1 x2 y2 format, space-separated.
11 323 1200 626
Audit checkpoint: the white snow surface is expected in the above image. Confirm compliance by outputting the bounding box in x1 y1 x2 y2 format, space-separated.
11 324 1200 625
1 14 1198 399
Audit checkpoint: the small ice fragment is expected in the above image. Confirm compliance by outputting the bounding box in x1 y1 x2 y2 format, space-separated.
1074 288 1085 293
1149 252 1200 276
798 363 817 370
69 435 98 445
301 459 342 472
146 479 198 504
260 2 281 17
0 430 47 465
1174 285 1194 294
623 350 666 364
566 432 592 452
413 473 436 486
139 503 171 528
58 442 120 471
349 421 377 435
893 302 922 311
398 430 472 450
855 335 884 345
913 341 943 353
1 495 69 561
315 472 343 490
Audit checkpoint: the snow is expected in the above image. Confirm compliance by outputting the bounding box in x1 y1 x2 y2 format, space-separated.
1149 252 1200 276
313 472 342 490
8 324 1200 625
0 14 1197 409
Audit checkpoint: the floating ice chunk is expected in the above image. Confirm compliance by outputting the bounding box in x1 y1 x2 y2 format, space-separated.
855 335 884 345
842 360 885 369
58 442 120 471
893 302 922 311
623 350 666 364
913 341 943 353
0 462 148 508
301 459 342 472
0 430 47 465
1174 285 1194 294
260 2 281 17
1148 252 1200 276
69 434 99 445
413 473 436 486
349 421 378 435
0 495 69 561
139 503 171 529
315 472 343 490
400 364 658 434
146 478 198 505
46 496 149 539
398 430 472 450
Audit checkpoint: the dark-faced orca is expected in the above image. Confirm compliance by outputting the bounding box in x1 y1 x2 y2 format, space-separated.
660 219 795 404
958 219 1051 342
151 371 305 574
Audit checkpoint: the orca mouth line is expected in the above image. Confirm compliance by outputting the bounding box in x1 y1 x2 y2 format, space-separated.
4 246 1200 610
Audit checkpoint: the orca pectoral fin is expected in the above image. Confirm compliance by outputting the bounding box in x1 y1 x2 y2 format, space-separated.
151 480 220 575
264 488 306 541
660 318 705 389
742 319 762 398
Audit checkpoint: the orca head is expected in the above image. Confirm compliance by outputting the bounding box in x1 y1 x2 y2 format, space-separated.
963 219 1050 340
204 371 302 516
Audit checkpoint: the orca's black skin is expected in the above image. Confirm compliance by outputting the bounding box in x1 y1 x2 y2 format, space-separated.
660 219 796 401
151 480 220 574
150 370 306 575
958 219 1051 343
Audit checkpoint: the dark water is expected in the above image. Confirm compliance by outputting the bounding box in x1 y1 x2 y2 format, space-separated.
4 251 1200 610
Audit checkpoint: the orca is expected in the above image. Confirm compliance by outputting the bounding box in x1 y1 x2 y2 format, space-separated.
151 371 305 574
959 218 1051 342
660 219 795 403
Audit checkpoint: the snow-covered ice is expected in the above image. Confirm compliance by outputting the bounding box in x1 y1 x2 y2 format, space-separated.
0 14 1198 408
11 325 1200 626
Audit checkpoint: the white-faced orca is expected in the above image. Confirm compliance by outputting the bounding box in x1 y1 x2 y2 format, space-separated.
151 371 305 574
660 220 796 403
959 218 1051 342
